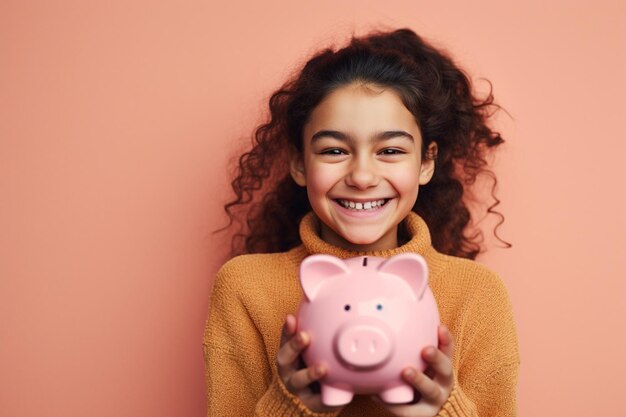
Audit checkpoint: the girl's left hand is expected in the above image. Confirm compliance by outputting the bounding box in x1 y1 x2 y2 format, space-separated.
376 325 455 417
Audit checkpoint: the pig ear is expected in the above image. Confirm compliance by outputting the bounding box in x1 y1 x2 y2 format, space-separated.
377 253 429 300
299 255 350 301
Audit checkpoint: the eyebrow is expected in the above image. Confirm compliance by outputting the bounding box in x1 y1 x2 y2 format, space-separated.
310 130 414 144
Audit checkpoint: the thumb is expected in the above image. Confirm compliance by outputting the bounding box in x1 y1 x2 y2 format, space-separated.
438 325 454 358
280 314 297 346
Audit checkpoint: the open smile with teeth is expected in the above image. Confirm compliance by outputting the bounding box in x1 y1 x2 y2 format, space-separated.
336 198 390 211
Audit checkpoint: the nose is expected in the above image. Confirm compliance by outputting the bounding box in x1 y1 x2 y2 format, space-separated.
336 325 392 369
345 156 379 190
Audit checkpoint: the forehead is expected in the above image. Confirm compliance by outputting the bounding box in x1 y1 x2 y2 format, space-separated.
303 83 420 137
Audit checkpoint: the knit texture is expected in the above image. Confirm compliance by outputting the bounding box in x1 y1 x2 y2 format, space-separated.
203 212 520 416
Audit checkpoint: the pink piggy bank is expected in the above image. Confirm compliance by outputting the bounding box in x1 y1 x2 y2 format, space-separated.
296 253 440 406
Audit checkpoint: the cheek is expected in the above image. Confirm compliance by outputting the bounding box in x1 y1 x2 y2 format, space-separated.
387 167 421 196
399 181 420 205
400 176 421 193
305 164 342 196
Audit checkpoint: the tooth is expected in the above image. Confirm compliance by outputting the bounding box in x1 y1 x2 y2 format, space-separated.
340 200 390 210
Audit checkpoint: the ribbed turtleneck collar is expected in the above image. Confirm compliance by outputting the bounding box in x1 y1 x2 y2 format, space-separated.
298 211 438 264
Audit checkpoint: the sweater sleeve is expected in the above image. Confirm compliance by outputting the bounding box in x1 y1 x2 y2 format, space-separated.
203 262 341 417
436 270 520 417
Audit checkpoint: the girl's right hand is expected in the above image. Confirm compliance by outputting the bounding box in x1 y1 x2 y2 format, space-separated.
276 314 342 413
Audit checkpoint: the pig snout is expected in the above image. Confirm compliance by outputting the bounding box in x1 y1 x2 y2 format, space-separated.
335 324 392 368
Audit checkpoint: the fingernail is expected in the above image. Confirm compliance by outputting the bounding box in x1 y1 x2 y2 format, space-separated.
296 332 305 345
404 369 415 378
314 365 325 377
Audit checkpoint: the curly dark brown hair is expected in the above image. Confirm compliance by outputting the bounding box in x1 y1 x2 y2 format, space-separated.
220 28 509 260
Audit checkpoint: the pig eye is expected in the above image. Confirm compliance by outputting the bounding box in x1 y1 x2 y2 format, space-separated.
376 304 383 311
344 304 351 311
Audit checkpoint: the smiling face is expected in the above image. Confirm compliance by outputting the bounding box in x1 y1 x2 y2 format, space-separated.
290 82 436 252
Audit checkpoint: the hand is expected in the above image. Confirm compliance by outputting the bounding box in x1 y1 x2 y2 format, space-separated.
276 314 343 413
376 325 455 417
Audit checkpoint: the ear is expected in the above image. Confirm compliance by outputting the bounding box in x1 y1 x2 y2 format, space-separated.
419 141 437 185
377 253 429 300
289 148 307 187
299 255 350 301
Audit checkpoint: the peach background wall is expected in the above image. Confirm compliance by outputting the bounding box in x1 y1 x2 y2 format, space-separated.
1 1 625 416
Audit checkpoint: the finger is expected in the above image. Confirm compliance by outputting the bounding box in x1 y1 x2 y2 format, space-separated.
286 364 326 392
437 325 454 358
280 314 297 346
402 367 444 404
276 331 309 373
422 347 453 385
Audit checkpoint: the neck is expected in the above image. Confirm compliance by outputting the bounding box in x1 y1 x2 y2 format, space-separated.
299 211 434 260
319 222 399 252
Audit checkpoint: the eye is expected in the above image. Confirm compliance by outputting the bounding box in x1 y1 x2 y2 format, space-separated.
376 304 383 311
344 304 351 311
321 148 347 155
378 148 405 155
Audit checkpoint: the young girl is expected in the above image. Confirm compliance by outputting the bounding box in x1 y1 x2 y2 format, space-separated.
204 28 519 417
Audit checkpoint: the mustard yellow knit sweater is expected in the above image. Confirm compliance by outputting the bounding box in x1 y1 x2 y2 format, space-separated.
203 212 520 416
